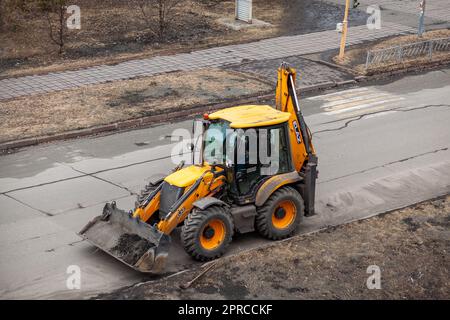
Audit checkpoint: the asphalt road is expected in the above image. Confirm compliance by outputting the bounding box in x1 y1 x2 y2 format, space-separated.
1 68 449 299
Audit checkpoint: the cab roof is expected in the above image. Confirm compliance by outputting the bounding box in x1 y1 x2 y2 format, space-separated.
208 105 291 129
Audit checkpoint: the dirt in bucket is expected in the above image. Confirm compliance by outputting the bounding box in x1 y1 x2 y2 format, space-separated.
111 233 153 265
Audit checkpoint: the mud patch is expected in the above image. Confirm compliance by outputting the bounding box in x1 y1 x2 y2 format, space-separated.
402 217 422 231
111 233 153 266
403 212 450 231
108 87 179 108
279 0 369 35
217 278 250 299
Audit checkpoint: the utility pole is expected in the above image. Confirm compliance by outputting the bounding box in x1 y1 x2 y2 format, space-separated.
338 0 351 60
418 0 426 37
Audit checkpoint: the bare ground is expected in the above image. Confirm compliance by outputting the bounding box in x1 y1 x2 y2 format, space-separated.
1 0 368 78
97 196 450 300
0 68 271 142
333 29 450 74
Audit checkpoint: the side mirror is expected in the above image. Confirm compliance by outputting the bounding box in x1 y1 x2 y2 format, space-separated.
187 143 194 151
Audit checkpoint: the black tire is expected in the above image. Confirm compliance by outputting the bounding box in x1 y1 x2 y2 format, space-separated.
135 181 162 225
181 206 234 261
135 181 161 207
256 186 304 240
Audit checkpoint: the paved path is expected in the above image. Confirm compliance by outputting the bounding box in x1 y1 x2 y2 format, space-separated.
227 55 353 86
0 23 413 101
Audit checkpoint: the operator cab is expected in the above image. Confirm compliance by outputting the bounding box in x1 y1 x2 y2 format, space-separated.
200 105 294 203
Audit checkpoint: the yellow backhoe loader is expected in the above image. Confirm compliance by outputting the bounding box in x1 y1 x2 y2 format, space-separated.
79 63 318 273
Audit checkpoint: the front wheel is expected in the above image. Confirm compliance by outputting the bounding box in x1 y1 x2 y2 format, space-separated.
181 205 234 261
256 186 304 240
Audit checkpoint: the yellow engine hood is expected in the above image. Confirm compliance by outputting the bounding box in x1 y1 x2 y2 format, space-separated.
164 165 212 188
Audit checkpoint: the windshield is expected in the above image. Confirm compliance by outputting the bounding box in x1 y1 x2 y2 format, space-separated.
203 120 235 165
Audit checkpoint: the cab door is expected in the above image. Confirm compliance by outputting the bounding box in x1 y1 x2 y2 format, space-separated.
234 123 293 198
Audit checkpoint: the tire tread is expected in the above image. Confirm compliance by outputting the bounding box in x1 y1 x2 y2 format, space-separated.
256 186 304 240
181 206 234 261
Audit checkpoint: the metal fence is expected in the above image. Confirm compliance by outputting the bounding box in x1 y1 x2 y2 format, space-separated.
365 37 450 69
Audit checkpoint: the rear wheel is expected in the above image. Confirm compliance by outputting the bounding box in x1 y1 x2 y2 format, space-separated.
135 181 162 225
135 181 160 206
181 206 234 261
256 186 304 240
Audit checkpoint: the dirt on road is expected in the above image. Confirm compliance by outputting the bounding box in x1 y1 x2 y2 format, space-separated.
97 196 450 299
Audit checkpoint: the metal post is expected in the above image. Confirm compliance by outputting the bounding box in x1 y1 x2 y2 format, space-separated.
418 0 426 37
365 51 371 69
338 0 351 60
428 40 433 59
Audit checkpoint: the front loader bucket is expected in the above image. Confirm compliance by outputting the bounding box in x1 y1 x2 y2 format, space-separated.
79 202 170 273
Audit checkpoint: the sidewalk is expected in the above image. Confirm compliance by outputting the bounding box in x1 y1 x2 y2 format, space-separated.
0 22 414 101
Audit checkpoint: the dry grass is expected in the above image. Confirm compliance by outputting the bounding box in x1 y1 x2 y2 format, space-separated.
333 29 450 74
0 68 271 142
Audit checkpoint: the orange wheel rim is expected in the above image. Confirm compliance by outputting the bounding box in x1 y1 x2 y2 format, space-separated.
200 219 226 250
272 200 296 229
